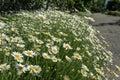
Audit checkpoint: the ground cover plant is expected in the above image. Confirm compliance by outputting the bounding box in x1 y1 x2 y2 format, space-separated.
105 11 120 16
0 10 120 80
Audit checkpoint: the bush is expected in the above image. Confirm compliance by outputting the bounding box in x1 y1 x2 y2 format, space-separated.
105 11 120 16
0 0 44 11
91 0 105 12
107 0 120 11
0 0 95 12
0 10 119 80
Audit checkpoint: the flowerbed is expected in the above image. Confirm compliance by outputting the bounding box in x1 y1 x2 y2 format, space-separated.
0 10 119 80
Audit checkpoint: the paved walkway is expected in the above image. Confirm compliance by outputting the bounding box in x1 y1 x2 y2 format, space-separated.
92 13 120 79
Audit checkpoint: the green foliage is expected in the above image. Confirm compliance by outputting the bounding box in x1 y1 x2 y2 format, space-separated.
105 11 120 16
53 0 95 11
0 0 95 11
91 0 120 12
91 0 105 12
107 0 120 11
0 10 118 80
0 0 44 11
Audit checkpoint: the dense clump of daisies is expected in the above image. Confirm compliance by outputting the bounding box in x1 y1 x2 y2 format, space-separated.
0 10 120 80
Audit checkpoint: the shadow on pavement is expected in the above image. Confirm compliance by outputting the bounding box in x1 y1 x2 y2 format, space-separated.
92 19 120 26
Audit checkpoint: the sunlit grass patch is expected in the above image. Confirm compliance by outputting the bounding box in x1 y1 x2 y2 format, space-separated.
0 10 119 80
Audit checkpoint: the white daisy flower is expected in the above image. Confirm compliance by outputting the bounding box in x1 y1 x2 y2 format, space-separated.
0 39 2 45
51 56 57 62
112 72 119 77
59 32 68 36
36 39 44 44
46 43 53 48
82 64 89 71
95 67 104 77
73 53 82 60
0 22 5 29
65 56 72 62
115 65 120 71
27 65 42 75
37 14 45 19
84 16 95 23
23 50 35 57
42 53 50 59
32 65 42 74
33 46 40 51
63 75 70 80
16 63 27 75
11 27 17 33
81 70 87 77
0 33 7 40
49 46 59 54
0 63 10 71
63 43 72 50
89 72 95 79
52 37 62 42
27 65 34 73
12 52 23 63
16 43 25 48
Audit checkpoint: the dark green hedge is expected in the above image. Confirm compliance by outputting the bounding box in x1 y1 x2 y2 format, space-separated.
107 0 120 11
0 0 94 11
0 0 44 11
91 0 105 12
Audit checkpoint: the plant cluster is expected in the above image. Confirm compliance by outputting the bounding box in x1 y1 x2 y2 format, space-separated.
106 0 120 11
0 0 94 11
0 10 120 80
91 0 105 12
105 11 120 16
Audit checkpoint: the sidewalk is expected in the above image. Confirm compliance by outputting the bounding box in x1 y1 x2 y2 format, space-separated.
92 13 120 78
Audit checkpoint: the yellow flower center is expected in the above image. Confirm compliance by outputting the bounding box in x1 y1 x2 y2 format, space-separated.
0 23 3 27
75 54 81 58
29 66 33 71
2 65 7 69
65 45 70 49
38 15 44 19
34 47 39 51
52 49 57 54
18 66 24 71
1 35 5 39
0 40 1 44
43 55 49 59
34 67 39 71
52 57 57 62
64 76 69 80
26 51 32 55
15 54 22 60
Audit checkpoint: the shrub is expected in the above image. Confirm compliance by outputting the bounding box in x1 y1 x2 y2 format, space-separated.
0 10 119 80
0 0 44 11
107 0 120 11
91 0 105 12
0 0 95 11
105 11 120 16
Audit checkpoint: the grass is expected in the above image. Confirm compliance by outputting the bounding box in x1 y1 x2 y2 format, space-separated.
105 11 120 16
0 10 120 80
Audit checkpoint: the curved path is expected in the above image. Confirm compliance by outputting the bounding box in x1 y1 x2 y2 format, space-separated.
92 13 120 79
